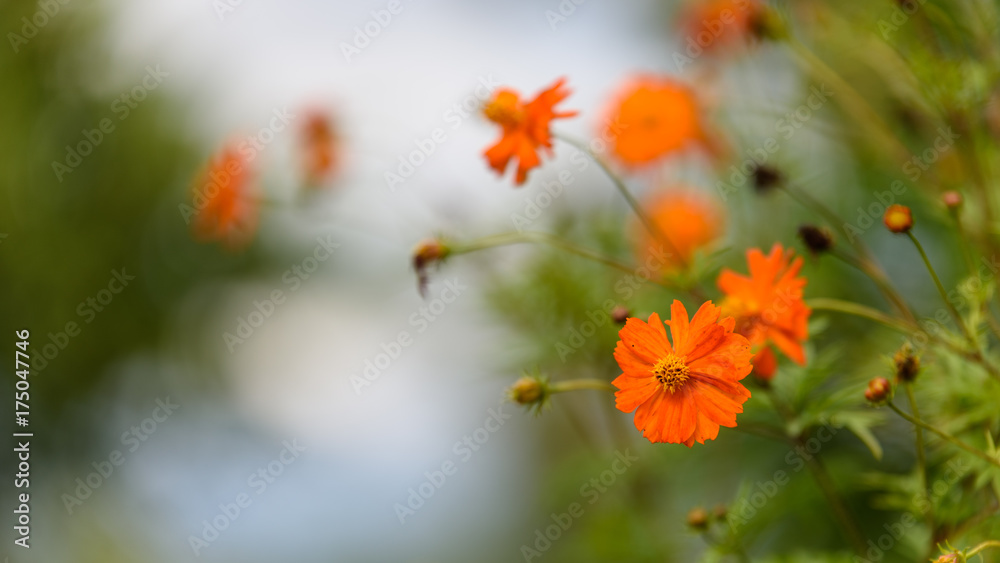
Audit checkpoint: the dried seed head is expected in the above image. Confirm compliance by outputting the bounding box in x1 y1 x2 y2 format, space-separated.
798 224 834 255
752 164 784 193
893 344 920 383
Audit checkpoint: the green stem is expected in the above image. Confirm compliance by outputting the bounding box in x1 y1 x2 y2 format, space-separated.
968 540 1000 557
827 248 916 323
786 37 913 167
906 231 972 342
888 402 1000 469
453 231 674 290
948 207 977 276
780 182 915 323
806 298 915 333
554 134 688 271
549 379 616 394
766 389 868 555
904 384 934 538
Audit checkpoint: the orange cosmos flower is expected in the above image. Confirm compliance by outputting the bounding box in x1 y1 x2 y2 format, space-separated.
717 244 811 370
613 301 753 446
602 76 709 166
633 188 723 273
191 144 258 249
679 0 764 54
301 110 339 185
482 78 577 186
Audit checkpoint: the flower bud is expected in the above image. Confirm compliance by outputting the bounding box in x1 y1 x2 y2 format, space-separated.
893 344 920 383
751 164 783 193
942 190 962 210
883 204 913 234
933 554 959 563
686 507 709 530
798 224 834 255
509 376 542 404
611 305 630 324
507 374 550 414
412 238 451 297
865 377 893 404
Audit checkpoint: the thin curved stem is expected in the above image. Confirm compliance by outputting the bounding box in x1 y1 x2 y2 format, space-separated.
786 37 913 167
779 182 915 323
904 384 933 538
453 231 674 290
968 540 1000 557
553 134 688 270
888 402 1000 469
806 298 915 333
766 389 867 555
827 248 916 323
906 231 972 342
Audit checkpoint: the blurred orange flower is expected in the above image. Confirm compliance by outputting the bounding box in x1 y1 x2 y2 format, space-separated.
717 244 811 370
633 188 723 273
301 110 339 185
612 301 753 446
602 76 707 166
482 78 577 186
679 0 763 54
191 144 258 249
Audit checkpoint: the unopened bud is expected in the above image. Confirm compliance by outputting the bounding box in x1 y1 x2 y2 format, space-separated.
865 377 893 404
883 204 913 234
412 238 451 297
942 190 962 210
893 344 920 383
798 224 834 255
507 374 550 414
686 507 709 530
751 164 783 193
611 305 630 324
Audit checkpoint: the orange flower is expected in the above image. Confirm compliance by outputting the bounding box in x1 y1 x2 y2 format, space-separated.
191 144 258 249
633 187 723 273
679 0 763 54
751 346 777 381
301 111 339 185
482 78 577 185
613 301 753 446
602 76 707 166
717 244 811 369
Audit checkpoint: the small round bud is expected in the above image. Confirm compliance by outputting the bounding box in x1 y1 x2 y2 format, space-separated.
942 191 962 210
933 554 959 563
883 204 913 234
798 224 834 255
611 305 630 324
507 374 550 414
508 376 543 405
412 238 451 296
712 504 727 520
686 507 709 530
751 164 783 193
865 377 893 405
893 344 920 383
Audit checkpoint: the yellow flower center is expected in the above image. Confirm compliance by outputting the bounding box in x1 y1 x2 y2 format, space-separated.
483 91 525 128
652 354 690 393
